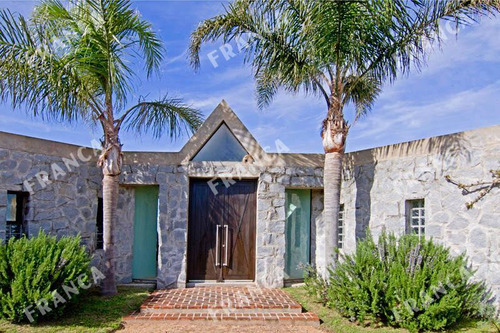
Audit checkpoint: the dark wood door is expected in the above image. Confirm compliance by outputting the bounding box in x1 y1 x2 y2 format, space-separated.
221 180 256 280
187 179 256 282
187 180 223 281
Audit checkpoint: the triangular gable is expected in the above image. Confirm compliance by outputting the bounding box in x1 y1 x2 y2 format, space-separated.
179 100 266 164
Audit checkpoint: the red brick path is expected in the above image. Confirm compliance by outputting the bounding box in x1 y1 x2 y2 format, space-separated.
123 286 319 326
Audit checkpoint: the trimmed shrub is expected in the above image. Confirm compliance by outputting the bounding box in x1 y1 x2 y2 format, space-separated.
0 231 91 323
305 232 494 332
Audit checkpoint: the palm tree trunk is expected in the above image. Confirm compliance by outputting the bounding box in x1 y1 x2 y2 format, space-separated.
318 152 343 276
317 116 347 277
101 173 119 295
99 126 122 296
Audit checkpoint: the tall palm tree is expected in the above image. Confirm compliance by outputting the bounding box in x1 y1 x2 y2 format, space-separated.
0 0 203 295
189 0 498 277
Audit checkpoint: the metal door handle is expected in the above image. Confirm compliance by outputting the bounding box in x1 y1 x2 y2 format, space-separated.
215 225 221 266
223 225 229 267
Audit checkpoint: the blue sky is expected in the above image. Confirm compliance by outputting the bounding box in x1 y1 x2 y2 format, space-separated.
0 1 499 154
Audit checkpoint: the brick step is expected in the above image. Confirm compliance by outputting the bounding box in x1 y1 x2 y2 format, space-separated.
140 287 303 314
123 311 320 326
140 300 302 314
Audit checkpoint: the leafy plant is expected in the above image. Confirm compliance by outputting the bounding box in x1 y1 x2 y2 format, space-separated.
0 231 91 323
305 232 494 332
304 264 329 304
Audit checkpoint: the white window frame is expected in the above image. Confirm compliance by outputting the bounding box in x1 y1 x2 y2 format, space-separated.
406 199 425 238
338 204 344 248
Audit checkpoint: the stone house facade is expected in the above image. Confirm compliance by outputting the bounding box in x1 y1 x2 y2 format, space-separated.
0 101 498 305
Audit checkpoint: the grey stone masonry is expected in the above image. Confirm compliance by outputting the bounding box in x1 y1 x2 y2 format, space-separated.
340 125 500 308
0 146 101 249
0 120 498 309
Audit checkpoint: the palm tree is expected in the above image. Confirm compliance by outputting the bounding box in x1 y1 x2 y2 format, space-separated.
0 0 203 295
189 0 499 277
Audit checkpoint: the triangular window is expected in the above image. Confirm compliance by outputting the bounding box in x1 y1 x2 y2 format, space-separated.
192 123 248 162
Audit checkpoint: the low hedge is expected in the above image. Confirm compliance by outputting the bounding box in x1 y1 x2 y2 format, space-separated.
305 232 494 332
0 231 91 323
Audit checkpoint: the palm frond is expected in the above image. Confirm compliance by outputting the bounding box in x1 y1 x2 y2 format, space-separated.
0 0 170 125
255 71 280 109
0 8 99 122
95 0 164 78
189 0 499 118
359 0 500 83
343 74 383 121
121 95 203 139
189 0 331 107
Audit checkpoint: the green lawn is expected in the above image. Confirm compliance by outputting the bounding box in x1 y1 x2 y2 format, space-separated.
0 286 151 333
1 285 497 332
285 287 499 333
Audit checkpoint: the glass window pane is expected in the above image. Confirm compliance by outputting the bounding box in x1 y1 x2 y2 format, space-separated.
192 123 248 161
407 199 425 236
411 200 424 209
6 223 22 240
6 193 17 222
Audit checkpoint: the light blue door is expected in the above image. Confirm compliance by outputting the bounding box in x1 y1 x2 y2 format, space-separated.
285 189 311 280
132 186 159 280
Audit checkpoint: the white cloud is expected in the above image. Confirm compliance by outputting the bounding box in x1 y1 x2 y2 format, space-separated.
349 80 500 150
419 18 500 76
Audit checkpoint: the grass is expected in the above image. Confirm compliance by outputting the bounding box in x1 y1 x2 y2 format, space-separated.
0 286 151 333
285 286 499 333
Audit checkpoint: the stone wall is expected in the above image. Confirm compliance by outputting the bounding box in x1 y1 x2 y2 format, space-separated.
0 123 498 306
0 144 101 249
120 163 187 288
0 134 324 289
114 186 135 283
310 190 324 263
340 126 500 306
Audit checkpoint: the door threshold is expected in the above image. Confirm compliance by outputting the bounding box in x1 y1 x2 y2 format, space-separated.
187 280 256 287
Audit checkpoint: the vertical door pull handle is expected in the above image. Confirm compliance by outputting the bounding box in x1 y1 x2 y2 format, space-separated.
215 225 221 267
223 225 229 267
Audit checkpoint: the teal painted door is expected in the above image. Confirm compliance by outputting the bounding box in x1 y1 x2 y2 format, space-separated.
132 186 159 280
285 189 311 280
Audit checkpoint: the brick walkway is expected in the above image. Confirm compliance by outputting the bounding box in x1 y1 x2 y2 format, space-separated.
123 286 320 330
140 286 302 311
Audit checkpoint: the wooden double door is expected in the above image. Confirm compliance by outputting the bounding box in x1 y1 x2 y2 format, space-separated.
187 179 256 282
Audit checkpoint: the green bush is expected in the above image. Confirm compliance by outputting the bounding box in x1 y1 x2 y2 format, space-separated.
305 232 494 332
0 231 91 323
